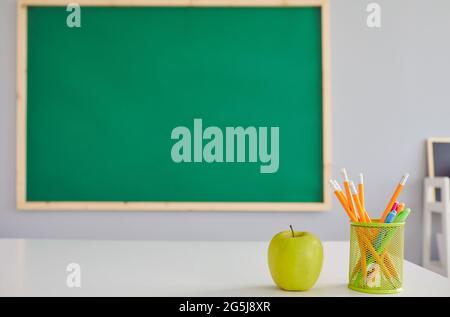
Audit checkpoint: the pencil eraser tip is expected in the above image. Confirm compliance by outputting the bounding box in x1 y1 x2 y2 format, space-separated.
341 168 348 180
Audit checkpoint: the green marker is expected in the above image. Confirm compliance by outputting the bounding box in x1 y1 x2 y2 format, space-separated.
393 208 411 223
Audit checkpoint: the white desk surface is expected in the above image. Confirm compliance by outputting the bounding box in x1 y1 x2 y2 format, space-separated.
0 239 449 297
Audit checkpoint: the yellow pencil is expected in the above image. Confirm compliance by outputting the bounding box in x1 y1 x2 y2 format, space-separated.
351 181 368 222
330 180 358 222
380 174 409 222
341 168 359 221
357 173 372 221
358 173 365 210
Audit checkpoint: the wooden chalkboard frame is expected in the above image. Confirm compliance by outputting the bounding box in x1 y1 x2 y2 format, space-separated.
17 0 331 211
427 137 450 177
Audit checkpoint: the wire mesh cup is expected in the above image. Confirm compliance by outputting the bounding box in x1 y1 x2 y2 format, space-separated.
348 220 405 294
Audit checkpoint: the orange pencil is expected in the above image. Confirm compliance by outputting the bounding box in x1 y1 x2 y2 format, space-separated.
363 209 372 223
341 168 359 221
350 181 368 222
358 173 365 210
330 180 358 222
357 173 372 222
380 174 409 222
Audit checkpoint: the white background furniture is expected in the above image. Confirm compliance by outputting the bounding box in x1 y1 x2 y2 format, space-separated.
1 239 449 297
423 177 450 277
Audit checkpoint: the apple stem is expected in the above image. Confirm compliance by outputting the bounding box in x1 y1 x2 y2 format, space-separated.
289 225 295 237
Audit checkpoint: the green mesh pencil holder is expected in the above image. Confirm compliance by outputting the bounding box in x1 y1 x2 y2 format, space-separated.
348 220 404 294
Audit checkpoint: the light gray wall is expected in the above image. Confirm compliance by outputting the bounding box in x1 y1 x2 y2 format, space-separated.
1 0 450 265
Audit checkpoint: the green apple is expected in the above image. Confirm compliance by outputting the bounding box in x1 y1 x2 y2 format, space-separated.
268 226 323 291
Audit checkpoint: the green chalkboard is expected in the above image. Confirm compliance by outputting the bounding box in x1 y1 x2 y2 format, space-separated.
22 5 330 211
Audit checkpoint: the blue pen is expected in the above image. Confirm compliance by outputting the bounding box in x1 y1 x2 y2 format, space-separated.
385 210 397 224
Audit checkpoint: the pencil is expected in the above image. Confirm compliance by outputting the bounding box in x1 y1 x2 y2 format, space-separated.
330 180 358 222
357 174 371 222
341 168 358 221
358 173 365 210
380 174 409 223
351 181 367 222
